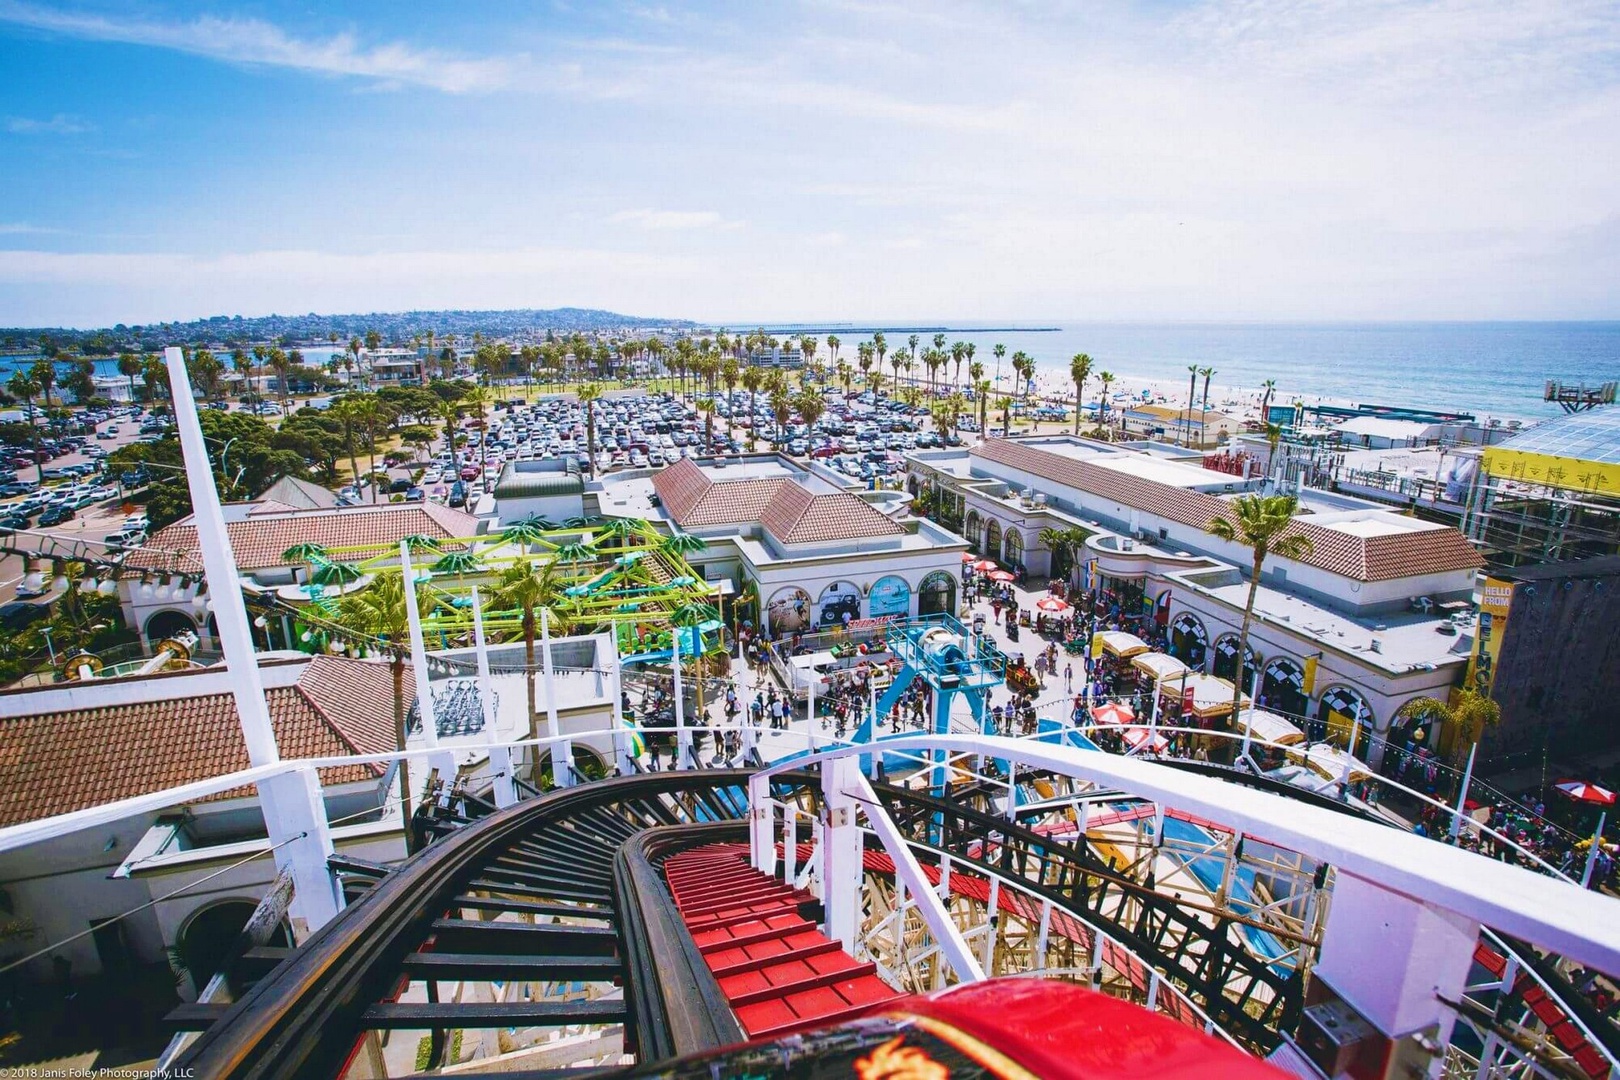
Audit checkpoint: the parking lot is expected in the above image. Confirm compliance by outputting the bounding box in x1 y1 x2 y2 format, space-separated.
0 406 151 606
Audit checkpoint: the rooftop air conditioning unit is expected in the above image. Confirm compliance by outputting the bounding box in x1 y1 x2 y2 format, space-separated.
1034 493 1048 507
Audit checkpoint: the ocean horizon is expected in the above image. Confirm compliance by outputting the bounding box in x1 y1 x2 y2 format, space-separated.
736 320 1619 423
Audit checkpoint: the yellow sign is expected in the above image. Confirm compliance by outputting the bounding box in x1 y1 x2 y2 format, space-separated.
1090 633 1104 660
1302 655 1318 696
1483 447 1620 495
1465 576 1514 696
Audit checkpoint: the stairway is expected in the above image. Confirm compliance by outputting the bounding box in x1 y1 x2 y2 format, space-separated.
662 844 901 1039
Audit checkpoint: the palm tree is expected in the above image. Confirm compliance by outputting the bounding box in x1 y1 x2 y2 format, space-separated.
28 355 56 410
1199 365 1216 419
141 353 171 407
1184 364 1199 447
269 347 292 416
872 331 886 376
800 336 818 369
1069 353 1093 436
795 391 825 441
975 377 992 439
333 570 420 843
836 359 853 398
1206 494 1314 722
329 397 366 494
888 351 905 395
740 366 764 451
7 372 43 484
826 334 841 367
1259 378 1278 421
116 351 142 405
768 375 793 448
720 356 740 407
578 382 603 475
696 396 716 454
1097 370 1116 428
492 560 562 735
951 341 967 395
992 343 1006 399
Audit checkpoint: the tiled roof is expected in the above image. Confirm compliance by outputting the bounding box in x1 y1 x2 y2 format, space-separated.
652 458 787 527
760 485 906 545
969 439 1482 583
653 459 902 542
0 656 405 828
257 475 339 511
127 503 479 575
247 500 299 516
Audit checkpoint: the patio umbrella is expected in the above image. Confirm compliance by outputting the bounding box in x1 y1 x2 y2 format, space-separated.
987 569 1016 583
971 559 999 572
961 552 976 563
563 516 602 529
282 542 330 564
672 601 721 626
662 531 708 556
1556 781 1616 805
1090 701 1137 726
668 575 698 587
431 551 482 575
1559 780 1617 887
310 560 364 587
399 533 443 553
511 514 555 531
1035 596 1071 613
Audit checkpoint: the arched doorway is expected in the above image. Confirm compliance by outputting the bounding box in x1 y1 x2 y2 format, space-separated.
984 520 1001 562
178 899 292 996
918 571 956 617
1168 614 1209 670
1389 697 1448 766
1003 527 1024 568
1317 686 1374 749
1211 635 1258 691
145 608 198 645
1260 657 1309 720
964 510 982 553
538 744 610 788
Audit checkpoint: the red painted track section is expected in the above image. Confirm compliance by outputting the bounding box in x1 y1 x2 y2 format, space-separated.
663 843 903 1038
1473 942 1608 1078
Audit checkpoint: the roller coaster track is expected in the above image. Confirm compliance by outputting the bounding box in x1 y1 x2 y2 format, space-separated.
169 750 1620 1079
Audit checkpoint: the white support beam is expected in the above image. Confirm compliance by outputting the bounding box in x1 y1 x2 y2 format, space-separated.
845 770 985 984
748 776 776 877
470 588 515 809
821 757 863 952
165 348 339 932
399 542 456 785
539 609 571 786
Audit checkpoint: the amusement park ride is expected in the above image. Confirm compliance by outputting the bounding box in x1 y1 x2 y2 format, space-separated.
5 350 1620 1080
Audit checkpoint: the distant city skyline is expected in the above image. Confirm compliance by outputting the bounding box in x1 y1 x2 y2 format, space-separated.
2 1 1618 327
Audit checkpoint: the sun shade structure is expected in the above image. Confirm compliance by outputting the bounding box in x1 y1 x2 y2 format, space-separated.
431 551 482 575
310 560 364 587
1090 701 1138 726
1034 596 1072 613
1161 672 1248 718
1095 630 1150 657
398 533 443 553
1236 708 1306 746
1131 651 1188 682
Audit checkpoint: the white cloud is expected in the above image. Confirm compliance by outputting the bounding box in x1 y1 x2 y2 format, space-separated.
607 209 741 230
0 222 64 234
0 1 514 93
4 112 92 134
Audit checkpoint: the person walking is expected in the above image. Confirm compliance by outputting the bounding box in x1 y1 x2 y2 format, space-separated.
1064 663 1074 692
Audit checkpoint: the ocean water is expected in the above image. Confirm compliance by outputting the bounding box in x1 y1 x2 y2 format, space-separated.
795 322 1620 422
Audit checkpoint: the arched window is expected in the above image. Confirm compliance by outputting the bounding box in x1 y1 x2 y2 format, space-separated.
145 608 198 645
1003 527 1024 567
985 520 1002 562
764 586 812 638
964 510 982 553
1318 686 1374 749
918 571 957 617
1260 657 1308 721
1169 614 1209 670
1212 635 1258 689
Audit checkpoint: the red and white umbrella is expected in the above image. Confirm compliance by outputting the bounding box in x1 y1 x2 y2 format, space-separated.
986 569 1016 583
1035 596 1072 613
971 559 1000 572
961 552 977 563
1090 701 1137 726
1556 780 1617 806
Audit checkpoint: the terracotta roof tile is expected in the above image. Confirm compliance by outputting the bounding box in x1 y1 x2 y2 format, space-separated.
968 439 1481 583
760 486 906 545
0 656 406 828
128 503 479 575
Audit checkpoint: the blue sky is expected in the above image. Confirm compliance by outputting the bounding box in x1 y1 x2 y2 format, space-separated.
1 0 1618 327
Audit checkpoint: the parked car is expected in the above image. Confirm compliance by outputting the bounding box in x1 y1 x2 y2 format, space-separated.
39 505 75 526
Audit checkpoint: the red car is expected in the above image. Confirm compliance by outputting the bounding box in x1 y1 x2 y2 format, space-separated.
459 465 480 480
